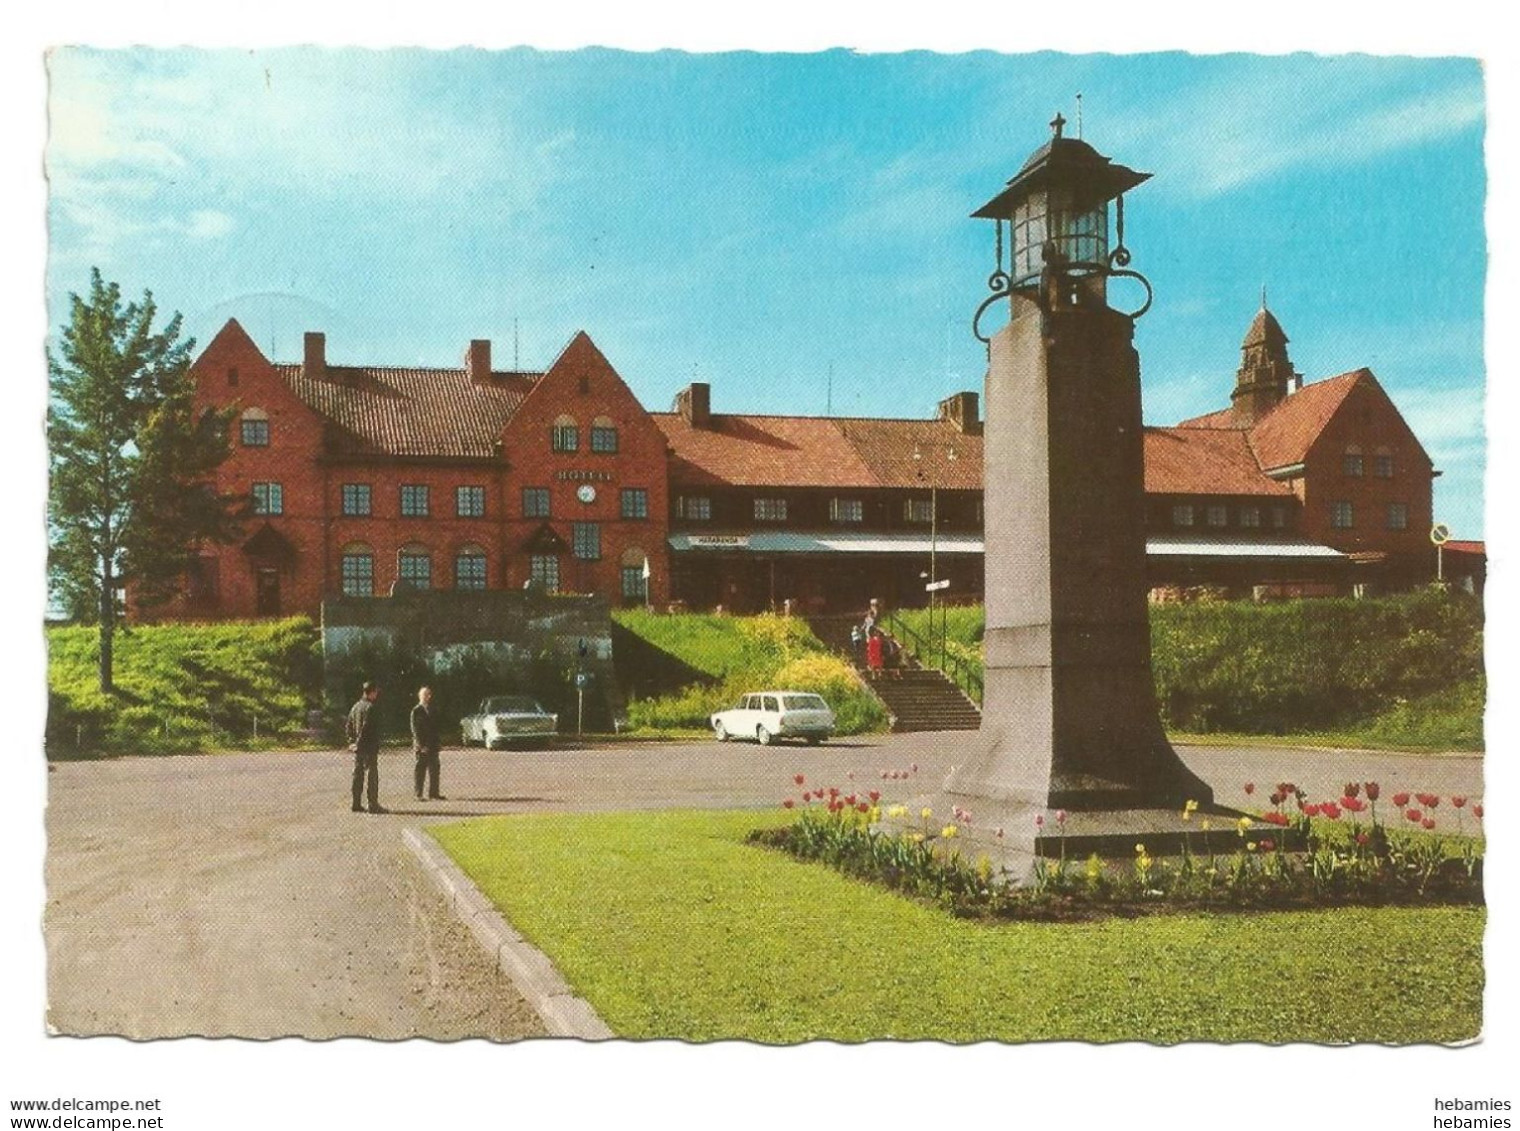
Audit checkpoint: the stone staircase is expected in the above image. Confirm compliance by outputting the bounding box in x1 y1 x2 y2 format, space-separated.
866 667 983 732
805 614 982 733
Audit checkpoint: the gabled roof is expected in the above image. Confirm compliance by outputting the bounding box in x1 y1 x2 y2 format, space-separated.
1246 369 1367 471
1144 427 1293 497
275 364 539 458
1173 369 1376 474
654 413 982 490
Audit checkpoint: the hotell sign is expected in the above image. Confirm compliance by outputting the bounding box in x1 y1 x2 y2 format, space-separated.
555 469 616 482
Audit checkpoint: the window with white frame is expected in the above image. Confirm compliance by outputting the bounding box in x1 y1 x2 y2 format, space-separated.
903 498 933 524
572 522 601 561
1331 500 1355 529
1172 504 1195 527
1343 446 1364 477
341 483 371 516
754 498 788 522
1239 505 1261 528
454 545 487 589
251 482 283 515
551 415 578 453
590 416 619 453
522 487 550 518
456 485 485 518
340 545 374 597
240 408 269 447
1205 505 1228 527
830 497 864 523
1386 502 1409 530
397 546 432 590
400 484 430 517
678 495 712 521
620 488 648 520
529 555 560 592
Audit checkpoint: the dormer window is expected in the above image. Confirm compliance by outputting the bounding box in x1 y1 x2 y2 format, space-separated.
240 408 270 447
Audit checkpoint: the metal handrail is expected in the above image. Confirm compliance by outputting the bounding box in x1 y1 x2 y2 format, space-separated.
882 611 983 707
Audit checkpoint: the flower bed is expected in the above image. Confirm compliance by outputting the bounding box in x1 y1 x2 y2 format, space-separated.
749 773 1485 921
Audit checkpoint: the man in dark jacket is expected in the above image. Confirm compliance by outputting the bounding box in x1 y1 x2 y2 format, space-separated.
410 685 444 801
346 681 385 814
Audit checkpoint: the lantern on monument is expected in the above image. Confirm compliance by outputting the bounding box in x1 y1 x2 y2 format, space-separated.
972 113 1152 337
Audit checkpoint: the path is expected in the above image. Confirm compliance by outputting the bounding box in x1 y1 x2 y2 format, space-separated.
44 735 1483 1037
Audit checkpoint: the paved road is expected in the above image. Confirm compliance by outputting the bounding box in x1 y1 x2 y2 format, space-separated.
45 734 1483 1039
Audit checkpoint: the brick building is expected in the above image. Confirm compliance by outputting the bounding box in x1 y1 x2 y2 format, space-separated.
173 322 669 620
162 303 1459 621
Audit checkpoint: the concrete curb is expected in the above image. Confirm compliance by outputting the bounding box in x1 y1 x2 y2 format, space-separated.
402 826 615 1040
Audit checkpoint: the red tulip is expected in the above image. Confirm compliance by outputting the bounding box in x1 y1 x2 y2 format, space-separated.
1341 797 1366 813
911 764 919 773
794 774 806 786
1365 782 1381 801
1303 803 1321 818
1417 793 1440 809
1453 796 1467 808
1270 791 1285 807
1422 818 1437 831
1261 839 1275 852
1056 809 1069 825
1355 832 1370 846
1244 782 1256 795
1344 783 1361 799
1392 792 1411 807
1406 809 1423 823
1035 814 1045 828
828 787 839 799
782 799 795 809
1321 803 1341 821
868 790 881 803
856 802 870 814
1473 804 1484 820
845 795 856 806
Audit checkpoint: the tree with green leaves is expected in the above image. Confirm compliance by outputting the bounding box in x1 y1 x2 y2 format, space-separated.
48 269 243 692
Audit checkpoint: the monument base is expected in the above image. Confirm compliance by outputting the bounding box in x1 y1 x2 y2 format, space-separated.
885 790 1293 886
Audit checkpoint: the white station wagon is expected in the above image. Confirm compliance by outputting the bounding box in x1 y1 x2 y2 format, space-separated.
711 691 836 746
460 695 558 749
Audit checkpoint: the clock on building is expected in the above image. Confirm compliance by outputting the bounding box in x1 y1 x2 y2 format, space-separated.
576 484 597 504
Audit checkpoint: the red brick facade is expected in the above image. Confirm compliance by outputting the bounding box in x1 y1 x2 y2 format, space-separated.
153 305 1451 621
167 323 670 621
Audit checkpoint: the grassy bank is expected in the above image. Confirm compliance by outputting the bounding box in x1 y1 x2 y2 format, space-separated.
893 590 1484 751
46 618 322 757
613 611 888 735
434 808 1483 1043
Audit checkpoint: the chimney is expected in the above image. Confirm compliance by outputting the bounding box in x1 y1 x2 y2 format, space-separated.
675 382 712 429
303 332 326 379
467 339 492 383
937 390 980 434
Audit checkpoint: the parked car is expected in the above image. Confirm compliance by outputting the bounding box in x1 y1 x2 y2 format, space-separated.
461 695 559 749
711 691 835 746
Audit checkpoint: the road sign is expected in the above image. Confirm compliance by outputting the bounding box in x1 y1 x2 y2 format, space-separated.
1430 523 1451 546
925 579 951 592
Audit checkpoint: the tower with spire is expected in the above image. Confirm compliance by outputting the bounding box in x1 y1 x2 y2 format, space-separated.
1230 296 1299 427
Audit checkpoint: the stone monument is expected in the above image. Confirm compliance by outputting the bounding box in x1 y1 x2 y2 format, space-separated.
932 116 1221 876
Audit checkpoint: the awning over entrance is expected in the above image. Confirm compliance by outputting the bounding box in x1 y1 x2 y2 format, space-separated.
669 531 1346 559
668 531 986 554
1145 536 1346 559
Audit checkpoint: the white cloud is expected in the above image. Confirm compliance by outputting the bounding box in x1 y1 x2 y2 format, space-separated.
1107 59 1483 200
185 210 235 240
1393 382 1487 464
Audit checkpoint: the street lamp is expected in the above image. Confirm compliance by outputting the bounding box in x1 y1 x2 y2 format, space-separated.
914 444 959 663
972 112 1152 341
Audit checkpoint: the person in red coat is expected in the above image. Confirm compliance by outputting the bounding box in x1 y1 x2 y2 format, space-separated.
865 627 885 679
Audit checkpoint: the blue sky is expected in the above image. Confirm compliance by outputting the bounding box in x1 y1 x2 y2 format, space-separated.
46 48 1486 536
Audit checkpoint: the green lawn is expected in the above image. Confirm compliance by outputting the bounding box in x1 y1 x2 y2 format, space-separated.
432 808 1485 1044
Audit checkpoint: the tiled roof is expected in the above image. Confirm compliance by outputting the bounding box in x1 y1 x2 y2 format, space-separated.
1444 540 1485 556
276 364 539 458
1247 369 1367 471
654 413 983 490
1144 427 1293 497
1172 369 1372 473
